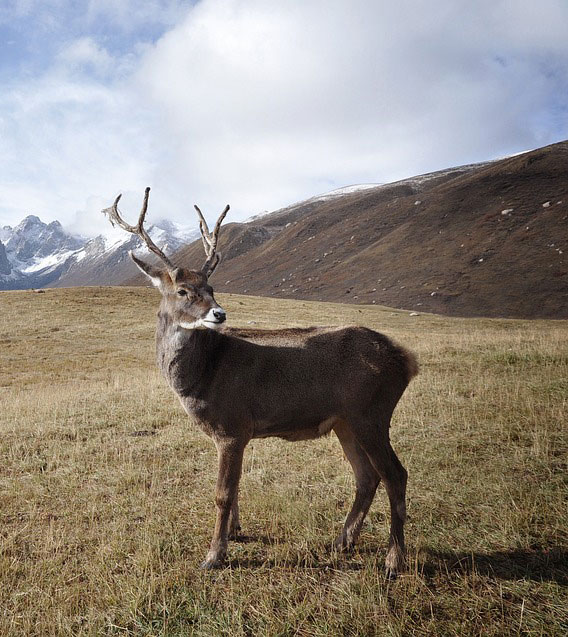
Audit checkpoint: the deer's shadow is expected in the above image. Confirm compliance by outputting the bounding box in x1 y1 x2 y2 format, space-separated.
227 534 567 584
422 546 568 585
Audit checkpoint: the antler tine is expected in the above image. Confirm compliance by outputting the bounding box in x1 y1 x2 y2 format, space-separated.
103 187 175 271
136 186 151 233
194 205 213 258
212 205 230 246
194 204 230 276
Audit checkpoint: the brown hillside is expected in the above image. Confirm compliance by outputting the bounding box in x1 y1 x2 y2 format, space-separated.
131 141 568 318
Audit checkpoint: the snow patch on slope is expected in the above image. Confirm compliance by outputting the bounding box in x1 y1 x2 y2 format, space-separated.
314 183 382 199
21 250 77 273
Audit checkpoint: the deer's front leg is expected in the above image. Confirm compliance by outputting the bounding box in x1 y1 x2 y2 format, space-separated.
201 439 245 569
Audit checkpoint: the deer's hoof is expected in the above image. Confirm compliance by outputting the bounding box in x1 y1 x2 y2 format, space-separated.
228 525 242 540
200 558 225 570
333 535 354 553
200 549 226 570
384 546 405 579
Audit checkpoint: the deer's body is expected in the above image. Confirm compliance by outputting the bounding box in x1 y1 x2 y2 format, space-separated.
159 322 415 444
103 189 418 576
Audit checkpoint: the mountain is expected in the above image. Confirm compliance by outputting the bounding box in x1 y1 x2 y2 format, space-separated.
0 240 11 275
51 223 199 288
0 216 198 290
0 216 85 289
3 140 566 318
137 140 567 319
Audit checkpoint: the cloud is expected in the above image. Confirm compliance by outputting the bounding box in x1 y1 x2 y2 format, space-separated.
54 37 114 78
0 50 157 236
0 0 567 236
0 3 174 235
134 0 568 217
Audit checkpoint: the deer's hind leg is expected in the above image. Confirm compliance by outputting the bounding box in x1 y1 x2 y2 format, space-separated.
333 420 380 551
382 442 408 575
351 419 408 577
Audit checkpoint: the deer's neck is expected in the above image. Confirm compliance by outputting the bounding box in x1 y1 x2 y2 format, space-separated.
156 310 226 401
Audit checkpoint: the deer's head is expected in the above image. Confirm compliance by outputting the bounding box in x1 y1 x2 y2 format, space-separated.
103 188 229 330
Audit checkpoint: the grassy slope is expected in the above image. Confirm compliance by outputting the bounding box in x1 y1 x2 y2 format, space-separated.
163 142 568 320
0 287 566 636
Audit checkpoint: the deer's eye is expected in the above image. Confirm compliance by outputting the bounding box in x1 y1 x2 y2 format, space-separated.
177 289 187 297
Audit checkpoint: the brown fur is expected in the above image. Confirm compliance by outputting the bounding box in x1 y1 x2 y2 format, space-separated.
133 262 417 575
105 194 417 575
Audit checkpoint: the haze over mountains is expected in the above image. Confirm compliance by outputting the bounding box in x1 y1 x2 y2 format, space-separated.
2 140 567 318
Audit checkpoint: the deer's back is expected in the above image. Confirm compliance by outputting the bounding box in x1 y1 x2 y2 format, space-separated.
183 326 418 440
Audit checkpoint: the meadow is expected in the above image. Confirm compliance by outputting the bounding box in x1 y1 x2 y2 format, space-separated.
0 286 566 636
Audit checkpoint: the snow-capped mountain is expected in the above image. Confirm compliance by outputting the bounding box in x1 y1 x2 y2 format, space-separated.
0 215 199 290
52 222 199 288
0 216 85 289
0 240 12 276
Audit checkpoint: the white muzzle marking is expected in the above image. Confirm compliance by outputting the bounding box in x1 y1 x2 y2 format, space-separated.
179 307 226 331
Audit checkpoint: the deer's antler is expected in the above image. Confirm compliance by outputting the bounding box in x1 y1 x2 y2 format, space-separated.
194 204 230 277
102 187 175 271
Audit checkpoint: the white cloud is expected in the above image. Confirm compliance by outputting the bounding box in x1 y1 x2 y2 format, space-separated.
133 0 568 219
0 0 567 236
0 59 157 236
54 38 114 78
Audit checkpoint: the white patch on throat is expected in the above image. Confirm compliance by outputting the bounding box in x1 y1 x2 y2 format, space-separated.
178 320 207 330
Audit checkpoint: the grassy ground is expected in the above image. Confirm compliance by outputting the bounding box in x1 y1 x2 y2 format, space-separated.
0 286 566 636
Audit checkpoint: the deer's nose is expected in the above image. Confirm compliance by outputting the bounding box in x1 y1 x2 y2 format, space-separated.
212 309 226 322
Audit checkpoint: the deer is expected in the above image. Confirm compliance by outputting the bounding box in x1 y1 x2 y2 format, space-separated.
103 187 418 577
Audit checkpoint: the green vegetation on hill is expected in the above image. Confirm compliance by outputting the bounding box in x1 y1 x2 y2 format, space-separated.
1 287 566 635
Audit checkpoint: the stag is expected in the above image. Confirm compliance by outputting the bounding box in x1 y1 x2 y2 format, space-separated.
103 188 418 576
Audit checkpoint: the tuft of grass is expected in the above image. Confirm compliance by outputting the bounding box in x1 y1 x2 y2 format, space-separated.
0 286 567 636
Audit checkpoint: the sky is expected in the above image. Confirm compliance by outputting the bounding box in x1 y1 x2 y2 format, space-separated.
1 0 567 238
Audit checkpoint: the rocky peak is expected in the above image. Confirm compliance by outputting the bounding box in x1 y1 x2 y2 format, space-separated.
0 225 13 242
20 214 42 226
0 240 11 275
6 216 84 262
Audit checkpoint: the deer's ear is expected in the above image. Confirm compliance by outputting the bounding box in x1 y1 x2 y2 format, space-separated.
171 268 183 284
130 252 168 290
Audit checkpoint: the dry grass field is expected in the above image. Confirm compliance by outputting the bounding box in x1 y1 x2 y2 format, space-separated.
0 287 566 636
